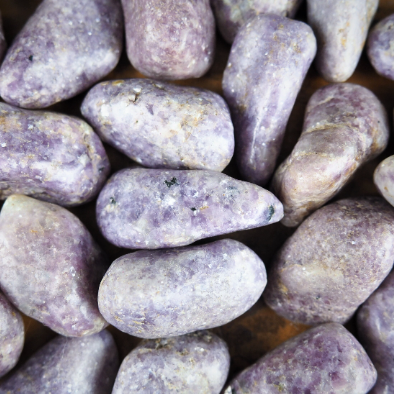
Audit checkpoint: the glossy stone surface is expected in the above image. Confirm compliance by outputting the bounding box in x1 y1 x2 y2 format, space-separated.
264 197 394 325
0 0 123 109
272 83 389 227
0 103 110 207
81 79 234 171
222 14 316 186
224 323 377 394
0 195 109 337
121 0 215 80
374 155 394 207
112 331 229 393
99 239 267 338
0 330 119 394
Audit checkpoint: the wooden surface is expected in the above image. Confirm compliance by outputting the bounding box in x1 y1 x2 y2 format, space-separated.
1 0 394 382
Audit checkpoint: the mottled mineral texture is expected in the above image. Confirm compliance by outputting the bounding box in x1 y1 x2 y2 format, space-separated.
0 12 6 62
224 323 377 394
96 168 283 249
210 0 302 43
0 0 123 109
272 83 389 227
307 0 378 82
0 330 119 394
263 197 394 325
0 195 109 337
99 239 267 338
375 155 394 208
222 14 316 186
81 79 234 171
0 292 24 378
112 331 229 393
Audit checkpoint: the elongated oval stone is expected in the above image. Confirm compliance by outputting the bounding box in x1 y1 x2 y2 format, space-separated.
0 0 123 109
112 331 230 393
98 239 267 338
272 83 389 227
264 197 394 325
374 155 394 207
222 14 316 186
0 103 110 207
81 79 234 171
96 168 283 249
0 330 119 394
0 195 109 337
121 0 215 80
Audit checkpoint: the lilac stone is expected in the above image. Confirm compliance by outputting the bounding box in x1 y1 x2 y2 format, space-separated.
0 12 6 63
264 197 394 325
96 168 283 249
374 155 394 207
224 323 377 394
0 292 24 379
98 239 267 338
112 331 230 393
0 103 110 207
0 0 123 109
222 14 316 186
81 79 234 171
121 0 215 80
0 195 109 337
0 330 119 394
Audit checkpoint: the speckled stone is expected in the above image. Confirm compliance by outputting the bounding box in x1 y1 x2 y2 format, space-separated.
121 0 215 80
0 103 110 207
0 292 24 379
0 195 109 337
222 14 316 186
307 0 378 82
0 12 6 62
224 323 377 394
112 331 229 393
210 0 302 43
272 83 389 227
374 155 394 208
0 0 123 109
96 168 283 249
98 239 267 338
263 197 394 325
0 330 119 394
81 79 234 171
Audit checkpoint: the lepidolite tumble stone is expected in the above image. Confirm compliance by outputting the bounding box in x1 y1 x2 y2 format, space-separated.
81 79 234 171
0 195 109 337
96 168 283 249
223 14 316 186
0 0 123 109
0 330 119 394
374 155 394 207
264 197 394 325
112 331 230 393
224 323 377 394
121 0 215 80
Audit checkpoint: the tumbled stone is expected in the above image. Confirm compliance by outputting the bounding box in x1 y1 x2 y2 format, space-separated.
374 155 394 207
112 331 229 393
264 197 394 325
81 79 234 171
222 14 316 186
0 12 6 62
224 323 377 394
0 0 123 109
0 195 109 337
272 83 389 227
0 330 119 394
121 0 215 80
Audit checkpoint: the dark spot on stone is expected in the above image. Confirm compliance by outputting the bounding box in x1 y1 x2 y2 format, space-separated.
316 295 321 300
109 197 116 205
164 177 179 188
191 207 196 211
28 55 33 61
146 103 154 115
267 205 275 221
98 167 105 173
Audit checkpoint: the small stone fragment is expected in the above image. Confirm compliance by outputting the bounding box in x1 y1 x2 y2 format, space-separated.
81 79 234 171
374 155 394 207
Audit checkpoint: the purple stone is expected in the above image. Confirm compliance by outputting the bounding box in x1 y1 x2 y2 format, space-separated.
374 155 394 207
0 11 6 63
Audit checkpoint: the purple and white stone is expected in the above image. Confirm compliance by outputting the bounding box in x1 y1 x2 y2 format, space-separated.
0 0 123 109
0 11 6 63
263 197 394 325
98 239 267 338
81 79 234 171
0 195 109 337
272 83 389 227
112 331 229 393
121 0 215 80
222 14 316 186
374 155 394 208
0 330 119 394
224 323 377 394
